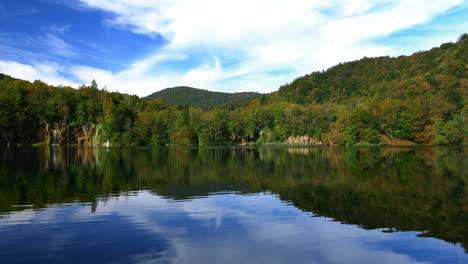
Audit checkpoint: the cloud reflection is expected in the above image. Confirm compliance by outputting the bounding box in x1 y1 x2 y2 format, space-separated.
2 191 465 263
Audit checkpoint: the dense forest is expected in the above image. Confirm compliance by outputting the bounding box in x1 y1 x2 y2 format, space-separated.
0 34 466 146
145 86 262 108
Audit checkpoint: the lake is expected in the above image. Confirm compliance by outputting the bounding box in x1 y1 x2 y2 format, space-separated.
0 146 466 263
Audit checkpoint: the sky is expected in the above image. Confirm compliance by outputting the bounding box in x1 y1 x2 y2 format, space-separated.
0 0 466 96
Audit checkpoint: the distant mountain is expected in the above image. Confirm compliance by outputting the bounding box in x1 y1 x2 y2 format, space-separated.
145 86 262 108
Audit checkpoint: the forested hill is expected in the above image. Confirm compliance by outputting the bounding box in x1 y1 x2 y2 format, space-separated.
0 34 466 147
145 86 262 108
277 33 467 105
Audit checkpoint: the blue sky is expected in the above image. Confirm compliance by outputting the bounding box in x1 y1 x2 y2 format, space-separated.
0 0 466 96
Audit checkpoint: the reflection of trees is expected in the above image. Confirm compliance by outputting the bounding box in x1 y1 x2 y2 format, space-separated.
0 146 466 250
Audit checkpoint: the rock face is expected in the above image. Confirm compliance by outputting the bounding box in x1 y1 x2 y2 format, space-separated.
71 125 98 146
285 136 322 145
42 123 100 146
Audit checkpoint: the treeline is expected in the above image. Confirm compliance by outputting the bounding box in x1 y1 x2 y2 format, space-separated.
0 76 145 145
0 34 466 146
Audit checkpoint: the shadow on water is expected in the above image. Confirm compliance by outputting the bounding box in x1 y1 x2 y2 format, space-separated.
0 146 466 250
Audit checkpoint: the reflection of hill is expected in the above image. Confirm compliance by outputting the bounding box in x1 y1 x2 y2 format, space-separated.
0 147 466 250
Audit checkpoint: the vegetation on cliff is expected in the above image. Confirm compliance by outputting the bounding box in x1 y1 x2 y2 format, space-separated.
0 35 466 146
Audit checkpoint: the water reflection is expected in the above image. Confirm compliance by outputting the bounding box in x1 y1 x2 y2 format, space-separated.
0 146 467 263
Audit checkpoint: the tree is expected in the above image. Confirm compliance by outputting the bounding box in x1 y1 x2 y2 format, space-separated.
90 80 98 90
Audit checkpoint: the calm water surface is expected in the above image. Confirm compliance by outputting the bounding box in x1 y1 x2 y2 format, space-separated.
0 146 466 263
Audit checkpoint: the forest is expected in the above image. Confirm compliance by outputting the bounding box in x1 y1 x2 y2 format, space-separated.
0 34 466 146
144 86 262 108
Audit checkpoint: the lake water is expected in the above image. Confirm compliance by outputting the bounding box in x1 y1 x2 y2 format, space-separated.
0 146 466 263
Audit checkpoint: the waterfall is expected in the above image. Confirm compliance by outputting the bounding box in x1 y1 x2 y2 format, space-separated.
52 130 58 146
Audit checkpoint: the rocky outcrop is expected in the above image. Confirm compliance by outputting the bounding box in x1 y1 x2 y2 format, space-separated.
42 123 102 146
69 124 98 146
285 136 322 145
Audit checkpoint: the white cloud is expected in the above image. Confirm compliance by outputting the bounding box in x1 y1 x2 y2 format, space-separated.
0 60 78 87
70 62 182 95
42 33 75 57
2 0 464 96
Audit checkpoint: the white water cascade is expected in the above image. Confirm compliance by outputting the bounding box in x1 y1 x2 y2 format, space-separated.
52 130 58 146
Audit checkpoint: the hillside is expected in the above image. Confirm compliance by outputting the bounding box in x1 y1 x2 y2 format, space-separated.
0 34 466 147
145 86 262 108
277 34 467 105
